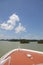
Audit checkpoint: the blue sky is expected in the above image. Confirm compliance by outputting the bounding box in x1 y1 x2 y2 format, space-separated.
0 0 43 39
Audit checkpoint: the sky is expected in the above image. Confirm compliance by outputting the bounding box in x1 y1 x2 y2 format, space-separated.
0 0 43 39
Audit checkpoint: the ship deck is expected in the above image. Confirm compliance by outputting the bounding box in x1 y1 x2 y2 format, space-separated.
0 49 43 65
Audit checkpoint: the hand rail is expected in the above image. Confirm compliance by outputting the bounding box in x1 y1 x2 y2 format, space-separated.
0 56 11 65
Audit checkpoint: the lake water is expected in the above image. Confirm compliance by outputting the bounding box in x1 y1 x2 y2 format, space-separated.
0 41 43 57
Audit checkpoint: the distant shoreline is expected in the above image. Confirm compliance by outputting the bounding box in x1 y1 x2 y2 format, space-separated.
0 39 43 44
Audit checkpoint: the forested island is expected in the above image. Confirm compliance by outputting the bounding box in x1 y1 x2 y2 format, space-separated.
0 39 43 44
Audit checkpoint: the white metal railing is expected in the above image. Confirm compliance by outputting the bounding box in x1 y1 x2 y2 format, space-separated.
36 64 43 65
0 56 11 65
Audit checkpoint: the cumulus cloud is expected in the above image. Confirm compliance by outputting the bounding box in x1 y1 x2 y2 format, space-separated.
7 14 20 25
15 23 26 33
0 14 20 30
0 13 26 33
1 23 14 30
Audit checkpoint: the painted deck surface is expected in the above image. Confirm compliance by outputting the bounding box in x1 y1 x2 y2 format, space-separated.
0 49 43 65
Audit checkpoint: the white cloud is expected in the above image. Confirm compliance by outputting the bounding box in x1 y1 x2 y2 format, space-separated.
0 13 26 33
15 23 26 33
7 14 20 25
0 13 20 30
1 23 14 30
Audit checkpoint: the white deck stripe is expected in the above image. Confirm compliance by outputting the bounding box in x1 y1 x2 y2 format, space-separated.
0 48 43 61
